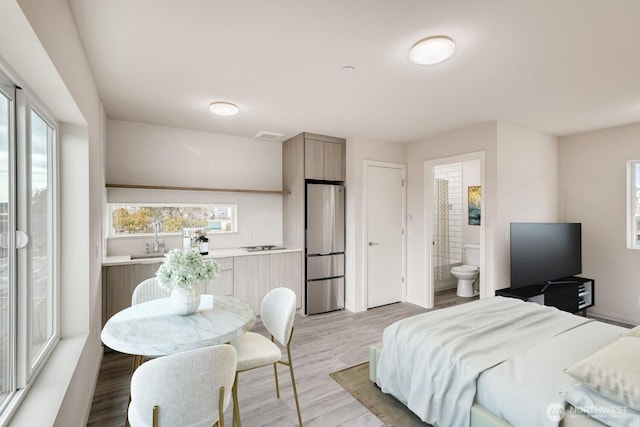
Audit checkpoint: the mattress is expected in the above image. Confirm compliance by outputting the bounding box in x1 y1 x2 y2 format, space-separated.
372 297 635 427
375 297 591 426
476 321 628 427
370 341 607 427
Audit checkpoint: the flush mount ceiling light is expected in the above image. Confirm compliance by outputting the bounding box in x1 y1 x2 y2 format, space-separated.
409 35 456 65
209 101 239 116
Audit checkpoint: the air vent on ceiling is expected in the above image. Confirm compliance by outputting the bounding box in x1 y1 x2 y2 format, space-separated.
254 131 284 141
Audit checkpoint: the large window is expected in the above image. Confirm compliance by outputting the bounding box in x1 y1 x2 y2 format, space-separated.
628 160 640 249
0 71 58 420
109 204 237 236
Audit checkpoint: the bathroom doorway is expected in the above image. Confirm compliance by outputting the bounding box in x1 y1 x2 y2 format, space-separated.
424 152 485 308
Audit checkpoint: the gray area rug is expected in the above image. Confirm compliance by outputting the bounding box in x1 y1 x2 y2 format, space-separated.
330 362 431 427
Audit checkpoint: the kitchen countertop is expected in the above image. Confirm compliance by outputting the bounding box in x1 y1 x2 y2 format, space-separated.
102 247 303 267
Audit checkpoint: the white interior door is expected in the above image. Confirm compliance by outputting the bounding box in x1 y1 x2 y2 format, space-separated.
366 163 404 308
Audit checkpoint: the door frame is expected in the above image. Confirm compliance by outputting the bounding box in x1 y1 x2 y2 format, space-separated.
362 160 407 310
423 151 486 309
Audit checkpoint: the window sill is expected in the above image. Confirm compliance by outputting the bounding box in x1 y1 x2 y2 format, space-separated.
5 334 95 426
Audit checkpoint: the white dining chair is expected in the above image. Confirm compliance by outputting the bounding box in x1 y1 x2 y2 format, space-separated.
129 277 171 372
127 344 237 427
230 287 303 427
131 277 170 306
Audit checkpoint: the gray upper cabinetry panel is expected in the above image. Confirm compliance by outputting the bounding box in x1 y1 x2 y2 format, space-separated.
302 133 346 182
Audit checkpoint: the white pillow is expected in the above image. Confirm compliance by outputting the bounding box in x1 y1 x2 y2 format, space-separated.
622 325 640 338
565 337 640 411
562 383 640 427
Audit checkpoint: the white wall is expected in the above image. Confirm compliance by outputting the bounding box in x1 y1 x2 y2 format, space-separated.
406 122 497 307
495 122 558 290
462 159 481 246
107 120 282 191
345 137 406 312
2 0 104 425
105 120 284 254
559 122 640 325
405 121 558 308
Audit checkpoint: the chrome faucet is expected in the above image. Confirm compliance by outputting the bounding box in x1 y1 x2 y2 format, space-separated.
151 221 167 253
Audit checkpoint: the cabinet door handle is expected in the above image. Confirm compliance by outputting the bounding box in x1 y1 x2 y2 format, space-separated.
368 242 380 246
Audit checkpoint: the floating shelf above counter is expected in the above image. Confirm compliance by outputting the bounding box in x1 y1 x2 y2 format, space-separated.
105 183 289 195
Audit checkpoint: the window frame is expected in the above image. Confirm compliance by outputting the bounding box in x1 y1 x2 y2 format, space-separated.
0 73 59 421
17 94 59 386
0 72 17 418
627 160 640 249
107 203 239 237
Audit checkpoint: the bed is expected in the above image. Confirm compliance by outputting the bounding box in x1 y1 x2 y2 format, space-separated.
371 296 640 427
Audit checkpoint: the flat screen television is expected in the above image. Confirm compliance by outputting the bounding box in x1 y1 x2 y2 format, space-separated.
509 222 582 289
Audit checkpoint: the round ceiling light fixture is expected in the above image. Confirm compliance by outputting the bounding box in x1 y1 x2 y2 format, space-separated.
209 101 239 116
409 35 456 65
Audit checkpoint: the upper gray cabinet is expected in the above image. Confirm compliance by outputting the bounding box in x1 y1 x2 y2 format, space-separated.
302 133 346 181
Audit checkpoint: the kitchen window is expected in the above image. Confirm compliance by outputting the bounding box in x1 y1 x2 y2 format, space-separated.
628 160 640 249
0 70 59 418
108 204 237 236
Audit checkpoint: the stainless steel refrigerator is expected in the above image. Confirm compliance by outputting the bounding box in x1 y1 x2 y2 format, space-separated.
306 182 345 314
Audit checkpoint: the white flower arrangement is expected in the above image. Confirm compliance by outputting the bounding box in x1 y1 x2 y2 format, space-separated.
156 248 219 291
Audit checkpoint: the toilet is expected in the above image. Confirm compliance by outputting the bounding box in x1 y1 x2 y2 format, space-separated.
451 244 480 297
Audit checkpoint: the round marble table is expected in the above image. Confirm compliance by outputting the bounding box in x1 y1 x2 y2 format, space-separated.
101 294 256 357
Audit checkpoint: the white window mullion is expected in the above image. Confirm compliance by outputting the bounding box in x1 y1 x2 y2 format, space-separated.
628 160 640 249
0 74 17 412
47 123 59 360
14 88 31 388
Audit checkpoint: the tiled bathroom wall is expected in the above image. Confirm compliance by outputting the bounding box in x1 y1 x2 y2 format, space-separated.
434 162 463 263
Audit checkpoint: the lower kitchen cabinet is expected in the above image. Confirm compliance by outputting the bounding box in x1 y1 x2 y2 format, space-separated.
233 254 271 313
103 257 235 326
269 251 302 309
102 262 162 326
200 257 234 296
233 251 303 313
102 250 304 329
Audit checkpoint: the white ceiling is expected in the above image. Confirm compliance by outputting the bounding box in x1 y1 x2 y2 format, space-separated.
67 0 640 143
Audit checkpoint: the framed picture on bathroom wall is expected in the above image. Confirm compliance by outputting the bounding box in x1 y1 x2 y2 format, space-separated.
468 186 481 225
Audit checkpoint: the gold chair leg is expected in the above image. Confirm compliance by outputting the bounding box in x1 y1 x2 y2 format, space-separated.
287 344 303 427
126 354 144 427
232 372 241 427
218 386 225 427
273 362 280 398
270 335 281 399
152 405 159 427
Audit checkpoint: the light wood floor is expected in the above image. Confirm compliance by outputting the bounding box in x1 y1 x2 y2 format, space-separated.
87 290 475 427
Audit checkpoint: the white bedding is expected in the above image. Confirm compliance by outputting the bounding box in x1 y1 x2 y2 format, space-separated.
477 320 628 427
375 296 592 427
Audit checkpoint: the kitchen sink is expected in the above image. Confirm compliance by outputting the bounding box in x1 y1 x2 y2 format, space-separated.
130 253 166 260
242 245 286 252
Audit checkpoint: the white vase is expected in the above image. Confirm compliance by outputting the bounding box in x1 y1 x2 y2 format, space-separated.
170 287 201 315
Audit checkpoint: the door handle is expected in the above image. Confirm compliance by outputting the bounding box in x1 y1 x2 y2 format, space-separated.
368 242 380 246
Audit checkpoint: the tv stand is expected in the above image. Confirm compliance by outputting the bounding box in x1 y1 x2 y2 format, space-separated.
540 279 578 293
496 276 594 316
